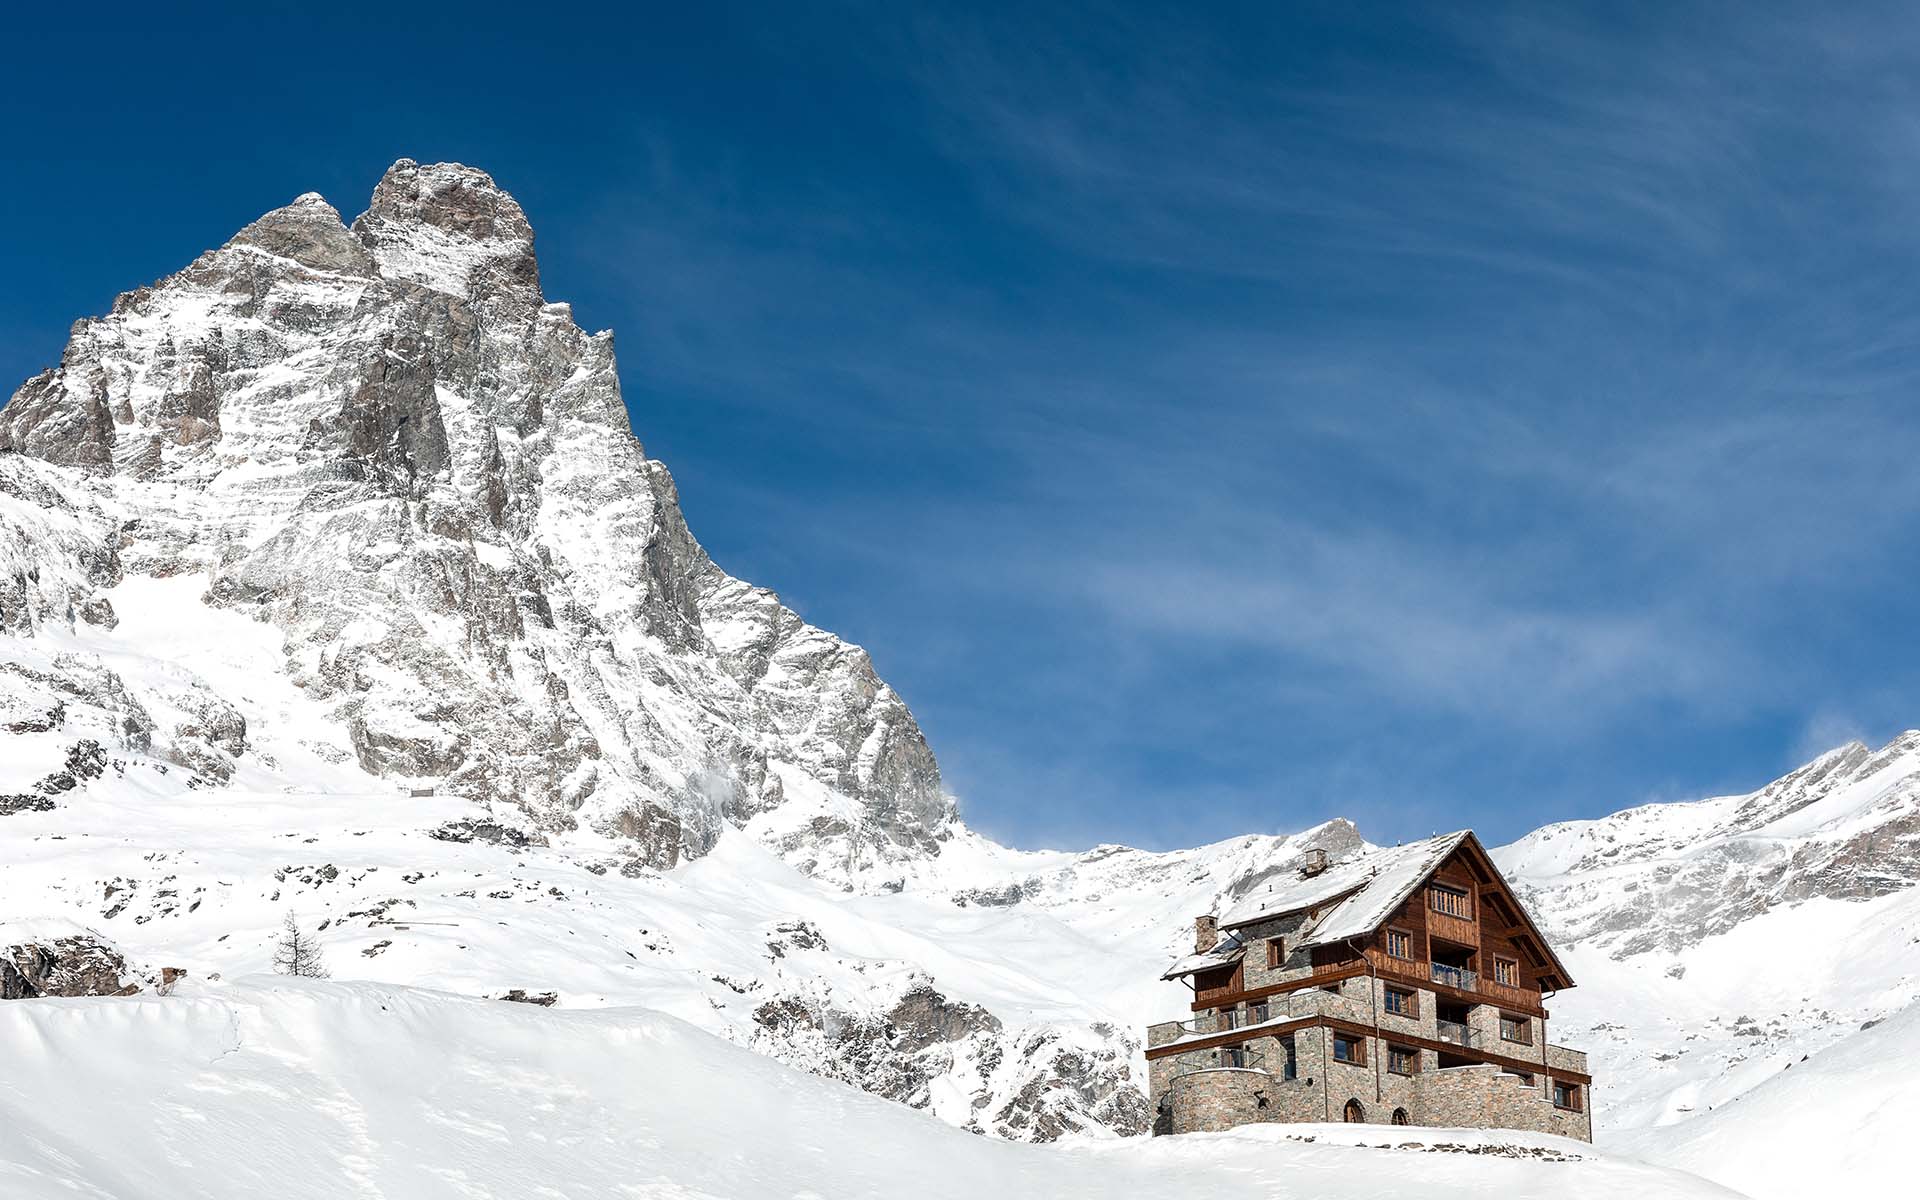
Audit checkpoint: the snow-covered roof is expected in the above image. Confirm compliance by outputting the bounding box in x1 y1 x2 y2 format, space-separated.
1220 832 1467 934
1159 931 1246 981
1163 832 1472 980
1301 832 1470 945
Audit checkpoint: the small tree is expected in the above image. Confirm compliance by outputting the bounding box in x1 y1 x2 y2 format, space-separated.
272 911 330 979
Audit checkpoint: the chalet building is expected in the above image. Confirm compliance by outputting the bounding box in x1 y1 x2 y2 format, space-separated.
1146 831 1592 1140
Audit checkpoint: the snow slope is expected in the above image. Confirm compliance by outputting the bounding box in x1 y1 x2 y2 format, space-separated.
0 978 1742 1200
1612 997 1917 1200
1495 736 1920 1198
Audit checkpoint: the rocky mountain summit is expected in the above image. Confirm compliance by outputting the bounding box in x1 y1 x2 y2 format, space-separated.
0 160 1148 1141
0 159 946 880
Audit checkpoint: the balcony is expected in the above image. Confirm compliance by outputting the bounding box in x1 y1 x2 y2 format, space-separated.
1168 1045 1268 1078
1430 963 1478 992
1151 998 1288 1046
1436 1018 1475 1048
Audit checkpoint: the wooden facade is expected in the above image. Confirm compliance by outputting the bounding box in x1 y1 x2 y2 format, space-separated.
1150 831 1591 1140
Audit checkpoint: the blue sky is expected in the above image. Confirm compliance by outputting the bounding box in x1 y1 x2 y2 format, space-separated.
6 3 1920 850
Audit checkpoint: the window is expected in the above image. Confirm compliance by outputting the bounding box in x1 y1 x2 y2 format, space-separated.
1504 1069 1535 1085
1391 1107 1411 1126
1321 982 1343 995
1217 1005 1239 1031
1385 929 1413 959
1332 1034 1366 1065
1247 1000 1270 1025
1429 883 1472 919
1388 1045 1419 1075
1221 1044 1249 1069
1553 1081 1582 1112
1493 956 1519 986
1500 1013 1532 1045
1267 937 1285 968
1279 1034 1298 1080
1383 986 1416 1017
1343 1099 1365 1123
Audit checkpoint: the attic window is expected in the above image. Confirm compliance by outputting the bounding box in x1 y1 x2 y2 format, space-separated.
1429 883 1472 919
1385 929 1413 960
1493 956 1519 986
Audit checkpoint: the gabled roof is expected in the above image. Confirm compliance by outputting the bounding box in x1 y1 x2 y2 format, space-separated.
1218 831 1469 937
1162 830 1577 990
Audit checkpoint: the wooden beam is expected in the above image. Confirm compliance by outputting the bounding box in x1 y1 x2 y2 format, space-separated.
1146 1015 1591 1086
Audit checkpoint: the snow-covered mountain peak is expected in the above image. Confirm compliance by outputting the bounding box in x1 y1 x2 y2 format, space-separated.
0 158 950 880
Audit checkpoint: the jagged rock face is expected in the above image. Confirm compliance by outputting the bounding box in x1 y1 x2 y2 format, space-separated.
1 931 139 999
0 159 950 875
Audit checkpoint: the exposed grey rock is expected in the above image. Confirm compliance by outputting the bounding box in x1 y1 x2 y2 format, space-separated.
1 932 139 998
427 818 541 849
607 801 683 870
888 983 1002 1052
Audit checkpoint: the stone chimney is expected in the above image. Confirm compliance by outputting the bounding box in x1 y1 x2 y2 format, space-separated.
1300 848 1330 877
1195 914 1220 954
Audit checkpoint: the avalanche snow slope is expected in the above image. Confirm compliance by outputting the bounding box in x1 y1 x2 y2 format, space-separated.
0 980 1743 1200
1494 733 1920 1198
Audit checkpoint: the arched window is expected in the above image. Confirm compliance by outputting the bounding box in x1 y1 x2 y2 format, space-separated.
1391 1107 1411 1126
1343 1099 1364 1123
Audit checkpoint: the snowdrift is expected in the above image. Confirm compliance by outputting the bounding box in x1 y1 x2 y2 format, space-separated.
0 980 1741 1200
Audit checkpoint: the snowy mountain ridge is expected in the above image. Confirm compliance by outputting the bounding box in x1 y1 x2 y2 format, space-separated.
4 162 1919 1196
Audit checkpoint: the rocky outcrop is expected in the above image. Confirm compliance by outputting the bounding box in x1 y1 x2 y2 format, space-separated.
1 930 139 998
743 977 1138 1141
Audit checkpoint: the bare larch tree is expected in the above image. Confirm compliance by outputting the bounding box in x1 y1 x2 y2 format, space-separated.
272 911 330 979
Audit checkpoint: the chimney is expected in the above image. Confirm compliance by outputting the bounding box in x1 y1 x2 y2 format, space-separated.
1195 914 1220 954
1300 848 1330 877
